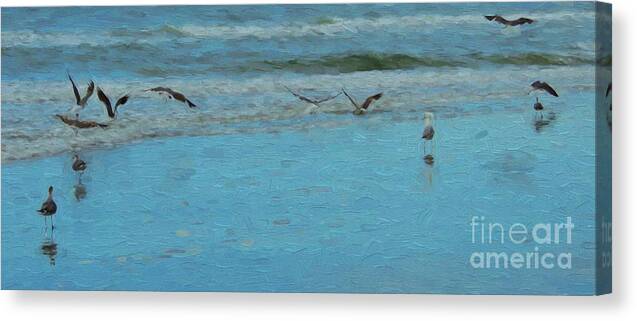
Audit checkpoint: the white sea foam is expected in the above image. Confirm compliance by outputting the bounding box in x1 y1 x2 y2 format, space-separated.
1 65 596 162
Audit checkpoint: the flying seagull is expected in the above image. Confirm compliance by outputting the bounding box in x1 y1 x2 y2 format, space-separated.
341 89 383 115
67 73 95 114
56 114 109 130
146 87 197 108
37 186 57 230
485 15 534 26
283 85 342 108
529 81 559 97
96 86 130 120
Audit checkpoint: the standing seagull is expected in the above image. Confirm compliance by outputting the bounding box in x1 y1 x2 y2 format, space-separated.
283 85 342 109
72 154 87 174
342 89 383 115
37 186 58 230
485 15 534 26
67 73 95 114
422 112 436 162
146 87 197 109
533 97 545 118
96 87 130 120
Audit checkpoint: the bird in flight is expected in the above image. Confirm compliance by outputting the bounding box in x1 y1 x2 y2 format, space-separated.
485 15 534 26
283 85 342 108
96 86 130 120
341 89 383 115
529 81 559 97
146 87 197 109
67 73 95 114
55 114 109 132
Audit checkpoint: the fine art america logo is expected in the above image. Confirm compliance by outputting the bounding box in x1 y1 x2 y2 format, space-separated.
469 216 574 270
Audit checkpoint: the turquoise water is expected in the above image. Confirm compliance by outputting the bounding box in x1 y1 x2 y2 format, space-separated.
1 3 610 293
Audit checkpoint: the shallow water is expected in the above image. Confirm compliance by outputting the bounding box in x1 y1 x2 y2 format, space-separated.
2 92 606 293
1 3 611 293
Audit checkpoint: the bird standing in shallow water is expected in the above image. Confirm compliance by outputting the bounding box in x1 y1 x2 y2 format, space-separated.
422 112 435 161
37 186 57 230
72 154 87 174
533 97 545 119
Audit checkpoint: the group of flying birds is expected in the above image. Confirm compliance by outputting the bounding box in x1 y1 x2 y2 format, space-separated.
55 72 198 131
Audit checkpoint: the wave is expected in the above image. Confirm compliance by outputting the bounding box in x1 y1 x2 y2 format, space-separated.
255 52 596 74
2 10 594 48
1 64 602 162
471 53 595 66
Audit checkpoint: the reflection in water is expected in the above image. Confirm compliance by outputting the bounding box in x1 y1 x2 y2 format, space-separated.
40 238 58 266
73 177 87 201
483 150 537 189
424 154 435 166
534 111 557 133
422 154 435 189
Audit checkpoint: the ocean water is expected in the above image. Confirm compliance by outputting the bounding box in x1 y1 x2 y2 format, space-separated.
1 3 611 293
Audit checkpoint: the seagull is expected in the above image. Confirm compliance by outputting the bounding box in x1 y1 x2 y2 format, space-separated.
55 114 109 132
528 81 558 116
37 186 57 230
72 154 87 173
341 89 383 115
284 85 342 108
485 15 534 26
67 73 95 114
146 87 197 108
96 87 130 120
529 81 559 97
422 112 435 159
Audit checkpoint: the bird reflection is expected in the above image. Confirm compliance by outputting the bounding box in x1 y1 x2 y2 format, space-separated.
73 177 87 201
421 159 436 190
40 237 58 266
533 111 557 133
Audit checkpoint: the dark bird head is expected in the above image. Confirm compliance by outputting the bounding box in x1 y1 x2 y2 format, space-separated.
48 186 54 194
